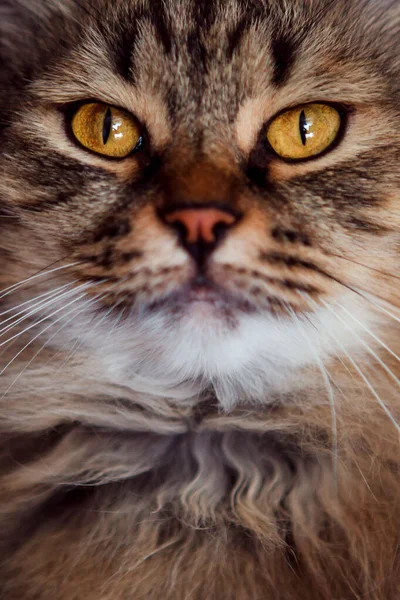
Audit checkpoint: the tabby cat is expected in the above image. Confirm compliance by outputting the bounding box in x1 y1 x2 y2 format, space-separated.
0 0 399 598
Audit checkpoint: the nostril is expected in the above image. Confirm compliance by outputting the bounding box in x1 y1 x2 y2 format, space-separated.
169 219 188 244
212 220 232 244
159 205 241 266
161 206 239 245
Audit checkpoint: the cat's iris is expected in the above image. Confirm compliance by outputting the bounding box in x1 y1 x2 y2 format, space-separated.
71 102 143 158
266 103 341 160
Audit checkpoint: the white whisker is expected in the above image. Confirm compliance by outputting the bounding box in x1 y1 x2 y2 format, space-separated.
353 290 400 324
0 292 94 375
0 262 79 300
0 281 102 349
321 300 400 389
0 282 113 380
55 294 124 375
0 282 92 338
0 288 114 399
303 295 400 436
336 301 400 365
54 337 82 371
289 307 338 485
109 304 128 338
0 282 74 332
0 281 73 319
335 336 400 435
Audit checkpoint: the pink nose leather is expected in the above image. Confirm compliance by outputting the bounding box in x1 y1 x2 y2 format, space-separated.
165 208 236 244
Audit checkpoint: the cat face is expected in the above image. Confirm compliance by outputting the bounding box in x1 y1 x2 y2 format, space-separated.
1 0 399 403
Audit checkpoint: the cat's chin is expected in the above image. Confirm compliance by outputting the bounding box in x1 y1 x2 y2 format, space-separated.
133 274 295 325
69 290 374 408
145 282 259 323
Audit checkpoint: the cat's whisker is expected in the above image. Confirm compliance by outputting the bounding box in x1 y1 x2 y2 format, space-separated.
43 286 128 368
108 304 129 339
0 0 399 592
0 267 88 311
320 270 400 324
0 261 79 300
335 301 400 364
345 284 400 314
320 299 400 390
365 295 400 317
0 285 122 400
0 281 96 341
302 294 400 436
55 295 127 375
0 282 75 332
289 306 338 486
0 281 74 319
327 252 400 282
0 301 86 377
44 324 88 368
336 339 400 436
0 281 104 349
0 281 113 379
59 302 130 375
353 291 400 322
1 310 88 400
54 338 82 371
294 261 400 318
326 370 350 404
0 311 49 365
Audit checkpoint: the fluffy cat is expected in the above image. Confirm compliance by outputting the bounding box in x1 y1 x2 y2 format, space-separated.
0 0 400 598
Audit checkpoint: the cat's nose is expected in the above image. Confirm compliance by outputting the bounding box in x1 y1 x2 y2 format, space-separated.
161 206 239 265
165 207 237 244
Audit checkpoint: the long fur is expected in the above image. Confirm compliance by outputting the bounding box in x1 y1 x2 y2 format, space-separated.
1 0 400 598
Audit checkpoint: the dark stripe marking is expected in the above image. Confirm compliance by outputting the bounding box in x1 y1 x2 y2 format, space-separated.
192 0 219 32
147 0 173 55
260 252 326 277
92 218 132 243
271 228 312 246
226 15 253 60
108 19 138 82
187 31 208 72
250 266 320 294
118 250 143 264
108 2 172 82
79 248 143 269
226 2 269 61
343 216 389 235
271 34 297 87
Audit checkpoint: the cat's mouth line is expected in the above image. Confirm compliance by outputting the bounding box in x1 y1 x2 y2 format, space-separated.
74 255 333 318
87 272 317 320
138 279 287 316
75 257 326 293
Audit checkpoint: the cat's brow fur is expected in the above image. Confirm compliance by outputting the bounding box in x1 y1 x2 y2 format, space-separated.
1 0 400 598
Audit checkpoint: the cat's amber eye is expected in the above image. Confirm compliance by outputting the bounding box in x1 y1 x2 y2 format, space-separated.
71 103 143 158
266 103 342 160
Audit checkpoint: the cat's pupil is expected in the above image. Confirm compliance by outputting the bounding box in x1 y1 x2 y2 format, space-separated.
299 109 307 146
102 108 112 145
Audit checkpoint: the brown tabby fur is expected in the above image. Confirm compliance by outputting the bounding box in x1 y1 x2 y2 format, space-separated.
1 0 400 598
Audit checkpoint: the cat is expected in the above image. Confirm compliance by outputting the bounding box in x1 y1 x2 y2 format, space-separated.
0 0 399 597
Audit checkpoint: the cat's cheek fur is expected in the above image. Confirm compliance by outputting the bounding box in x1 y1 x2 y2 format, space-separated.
55 292 375 409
